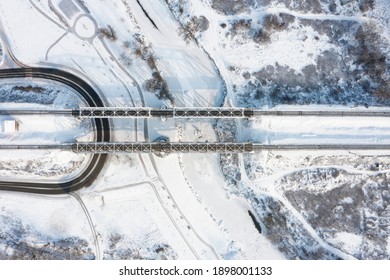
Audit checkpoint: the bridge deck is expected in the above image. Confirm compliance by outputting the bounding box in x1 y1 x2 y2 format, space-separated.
2 107 390 118
1 142 390 153
78 107 253 118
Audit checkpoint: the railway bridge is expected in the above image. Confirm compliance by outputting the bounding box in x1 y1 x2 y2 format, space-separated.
2 107 390 118
2 106 390 153
1 142 390 154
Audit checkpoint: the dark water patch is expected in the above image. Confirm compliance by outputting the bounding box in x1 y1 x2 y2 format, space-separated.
248 210 262 234
136 0 158 30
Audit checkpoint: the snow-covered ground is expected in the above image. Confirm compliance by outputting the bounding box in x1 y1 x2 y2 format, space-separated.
242 115 390 145
0 192 95 259
165 0 390 259
0 39 3 66
0 79 92 181
0 0 390 260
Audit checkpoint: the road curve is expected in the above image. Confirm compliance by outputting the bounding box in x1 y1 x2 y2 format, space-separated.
0 67 110 194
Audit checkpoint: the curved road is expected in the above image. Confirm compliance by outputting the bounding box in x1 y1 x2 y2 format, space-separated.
0 67 110 194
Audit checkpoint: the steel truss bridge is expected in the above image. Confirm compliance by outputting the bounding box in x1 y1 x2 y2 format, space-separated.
77 107 390 118
2 107 390 118
73 142 390 153
1 106 390 153
75 142 253 153
1 142 390 154
79 107 254 118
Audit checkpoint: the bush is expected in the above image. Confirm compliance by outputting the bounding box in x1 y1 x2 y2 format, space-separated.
359 0 375 12
178 26 194 43
119 53 132 67
355 22 387 77
251 13 294 44
252 28 271 44
374 82 390 99
133 36 151 56
98 25 117 41
127 35 174 102
143 72 173 102
178 15 210 43
231 19 251 34
146 56 157 70
123 41 131 49
193 16 210 32
354 22 389 98
262 13 290 32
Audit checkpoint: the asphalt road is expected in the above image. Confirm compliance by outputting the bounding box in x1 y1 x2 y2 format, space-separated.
0 67 110 194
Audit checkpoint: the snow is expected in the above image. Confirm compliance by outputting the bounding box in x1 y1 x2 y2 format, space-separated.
124 0 222 107
0 114 92 144
181 153 285 259
222 20 336 73
0 39 3 66
242 114 390 145
164 0 390 260
89 154 148 192
387 236 390 255
0 1 65 64
1 0 234 259
341 197 353 204
2 120 18 133
1 0 389 260
0 79 92 181
0 192 93 244
74 15 96 39
82 184 196 259
327 232 363 256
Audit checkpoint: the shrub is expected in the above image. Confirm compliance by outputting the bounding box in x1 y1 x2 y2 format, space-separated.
359 0 375 12
123 41 131 49
374 83 390 99
355 22 387 77
251 13 294 44
252 28 271 44
143 72 173 102
192 16 209 32
262 13 289 32
98 25 117 41
178 15 210 43
146 56 157 70
230 19 251 35
119 53 132 67
178 25 194 43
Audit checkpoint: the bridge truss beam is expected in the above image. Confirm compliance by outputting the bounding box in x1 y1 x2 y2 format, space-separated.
1 142 390 153
78 107 254 118
78 107 152 118
74 142 253 153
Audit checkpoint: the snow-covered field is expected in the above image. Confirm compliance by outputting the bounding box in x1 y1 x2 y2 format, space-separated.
165 0 390 259
242 115 390 145
0 0 389 260
0 192 95 259
0 39 3 66
0 79 92 181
